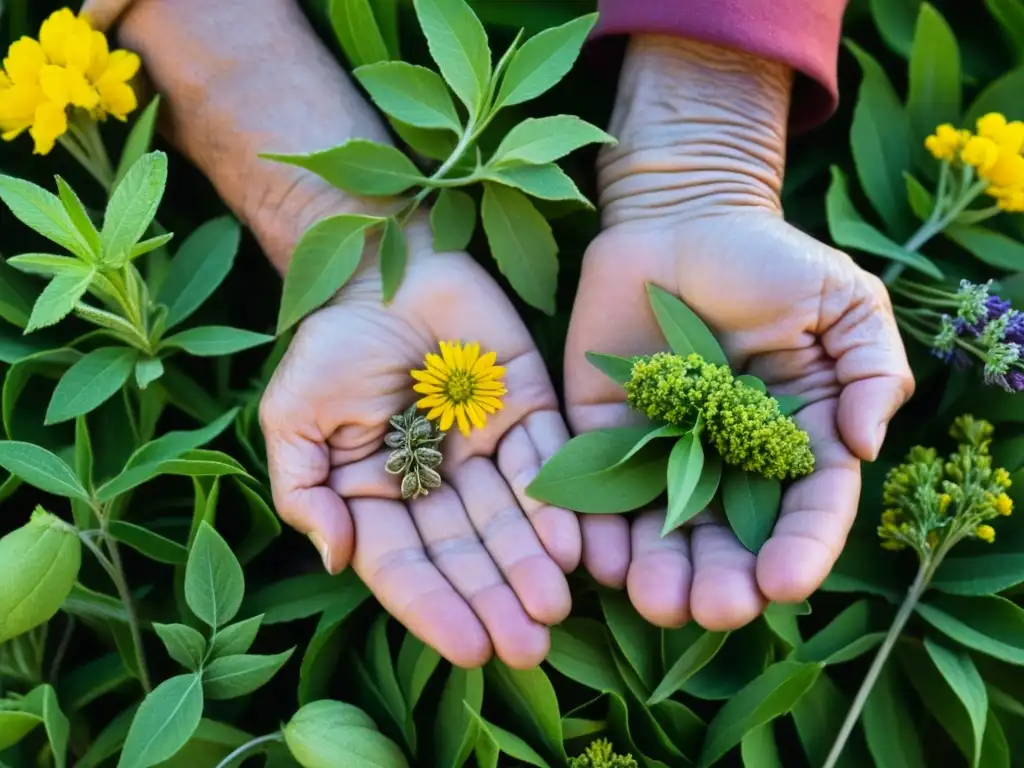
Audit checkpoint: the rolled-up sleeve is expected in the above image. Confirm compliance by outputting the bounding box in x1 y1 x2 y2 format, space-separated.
594 0 849 132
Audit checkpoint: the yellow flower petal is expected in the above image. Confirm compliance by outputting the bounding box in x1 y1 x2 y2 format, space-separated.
440 341 457 371
425 353 449 377
439 405 455 432
39 8 77 66
466 402 486 429
96 49 140 84
463 342 480 371
97 79 135 120
411 369 442 386
416 394 447 409
454 404 470 436
426 405 446 420
472 351 497 375
29 99 67 155
0 82 44 129
477 396 504 412
977 113 1007 139
477 365 505 381
86 31 109 81
39 65 71 107
413 382 444 395
0 71 11 89
5 38 47 86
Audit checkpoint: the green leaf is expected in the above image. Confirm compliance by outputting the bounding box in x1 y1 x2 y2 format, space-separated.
648 630 730 705
917 594 1024 664
45 346 135 424
863 658 927 768
697 660 821 767
468 709 552 768
435 666 483 768
793 673 870 768
59 654 130 712
430 188 476 252
128 232 174 262
0 259 36 328
965 67 1024 128
792 599 888 664
490 115 615 166
265 140 424 196
0 175 93 260
413 0 490 115
27 269 94 332
392 119 458 160
329 0 390 68
924 636 987 766
480 181 558 314
527 426 669 513
674 452 722 533
826 166 943 278
599 590 660 692
741 723 784 768
153 623 207 671
210 615 263 659
905 172 935 220
944 223 1024 271
547 618 628 695
185 521 245 629
722 466 782 554
117 673 203 768
108 520 188 565
613 424 687 468
354 61 460 131
907 4 961 161
242 570 369 624
55 177 101 259
365 614 407 734
494 13 598 108
485 661 565 761
484 163 590 205
869 0 918 57
0 441 88 500
157 217 241 329
135 357 164 390
7 253 92 278
646 284 729 366
114 96 161 189
396 632 441 712
0 711 42 752
987 0 1024 59
16 684 69 768
161 326 274 357
846 41 915 235
102 152 168 265
378 216 407 303
202 649 294 700
276 214 378 333
931 552 1024 595
298 597 365 706
662 432 705 536
585 351 633 385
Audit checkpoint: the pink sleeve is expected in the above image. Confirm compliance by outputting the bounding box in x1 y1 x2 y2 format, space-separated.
594 0 849 132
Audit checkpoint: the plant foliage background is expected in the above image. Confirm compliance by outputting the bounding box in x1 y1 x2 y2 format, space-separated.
5 0 1024 766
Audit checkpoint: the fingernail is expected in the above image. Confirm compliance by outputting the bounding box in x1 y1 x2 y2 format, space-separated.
308 532 332 573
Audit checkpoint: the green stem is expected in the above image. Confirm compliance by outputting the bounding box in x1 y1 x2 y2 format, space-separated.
213 732 285 768
822 557 934 768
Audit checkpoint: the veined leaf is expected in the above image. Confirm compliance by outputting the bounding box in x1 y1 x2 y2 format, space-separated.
264 140 424 196
0 441 89 500
483 163 590 205
379 216 408 303
907 4 961 165
430 188 476 252
161 326 275 357
491 115 615 166
108 521 188 565
7 253 92 278
27 269 95 332
157 216 241 328
153 623 207 671
945 223 1024 271
114 96 162 190
354 61 461 131
329 0 390 68
663 432 705 536
116 673 203 768
184 521 245 629
722 467 782 554
202 650 294 700
102 152 168 265
585 351 634 385
647 284 729 366
413 0 491 115
55 176 101 260
45 346 136 424
0 174 93 260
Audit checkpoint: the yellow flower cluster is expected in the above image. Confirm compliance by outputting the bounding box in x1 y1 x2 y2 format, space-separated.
0 8 139 155
879 416 1013 553
926 113 1024 212
410 341 506 437
569 740 638 768
625 352 814 480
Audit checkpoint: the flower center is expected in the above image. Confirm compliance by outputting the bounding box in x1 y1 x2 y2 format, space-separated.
444 370 476 404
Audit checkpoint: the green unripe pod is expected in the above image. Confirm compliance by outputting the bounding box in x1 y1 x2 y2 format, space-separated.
0 507 81 644
283 700 409 768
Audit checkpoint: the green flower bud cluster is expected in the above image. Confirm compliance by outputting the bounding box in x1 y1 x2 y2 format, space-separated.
879 415 1013 555
569 739 638 768
384 404 446 499
625 352 815 480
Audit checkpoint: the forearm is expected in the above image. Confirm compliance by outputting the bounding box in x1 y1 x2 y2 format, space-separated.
117 0 393 273
598 35 792 226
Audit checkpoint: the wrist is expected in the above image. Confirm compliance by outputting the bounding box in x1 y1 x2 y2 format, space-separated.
598 35 793 225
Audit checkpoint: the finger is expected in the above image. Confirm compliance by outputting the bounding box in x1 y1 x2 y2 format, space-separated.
261 396 353 574
408 486 550 669
80 0 134 30
626 510 692 628
348 497 493 669
450 457 572 626
581 516 631 588
689 518 765 631
821 272 914 460
757 399 861 602
497 413 581 572
329 450 402 500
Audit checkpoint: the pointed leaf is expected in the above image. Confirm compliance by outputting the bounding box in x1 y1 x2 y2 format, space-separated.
114 97 162 189
329 0 390 68
161 326 274 357
585 351 633 385
413 0 490 114
264 140 424 196
117 674 203 768
157 217 241 328
648 630 730 705
202 650 294 700
722 466 782 553
185 521 245 628
210 615 264 659
27 270 94 332
55 177 101 259
495 13 597 107
646 284 728 365
430 188 476 252
354 61 460 131
483 163 590 205
663 432 705 535
108 521 188 565
491 115 615 166
379 216 408 303
102 152 168 265
0 175 92 259
0 441 88 500
153 623 207 671
45 346 136 424
924 636 987 767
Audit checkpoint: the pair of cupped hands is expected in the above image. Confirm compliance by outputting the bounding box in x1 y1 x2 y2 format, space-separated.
107 0 915 670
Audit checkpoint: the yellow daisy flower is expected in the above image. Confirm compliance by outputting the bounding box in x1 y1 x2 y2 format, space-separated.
411 341 507 437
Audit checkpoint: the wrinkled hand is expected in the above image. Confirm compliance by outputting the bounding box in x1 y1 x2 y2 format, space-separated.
260 219 581 669
565 36 914 631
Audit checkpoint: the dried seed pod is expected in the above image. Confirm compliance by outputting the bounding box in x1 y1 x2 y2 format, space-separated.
401 471 421 500
384 432 405 449
420 467 442 490
415 447 443 468
385 449 411 474
411 420 435 440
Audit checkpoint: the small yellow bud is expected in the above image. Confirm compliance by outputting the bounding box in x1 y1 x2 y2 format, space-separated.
976 524 996 543
977 112 1008 139
995 468 1012 489
962 136 1001 172
925 123 966 160
927 531 940 549
938 493 952 514
881 539 906 551
996 493 1014 516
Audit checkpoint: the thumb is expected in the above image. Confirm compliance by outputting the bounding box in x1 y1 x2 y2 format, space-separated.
822 270 915 461
80 0 135 30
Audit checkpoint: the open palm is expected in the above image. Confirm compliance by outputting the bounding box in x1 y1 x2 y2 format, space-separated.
565 208 914 630
260 218 580 669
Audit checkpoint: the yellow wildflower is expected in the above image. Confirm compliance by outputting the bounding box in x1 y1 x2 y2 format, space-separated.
961 136 1000 173
925 124 967 161
411 341 506 437
976 524 996 543
977 112 1024 153
996 493 1014 516
0 8 139 155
